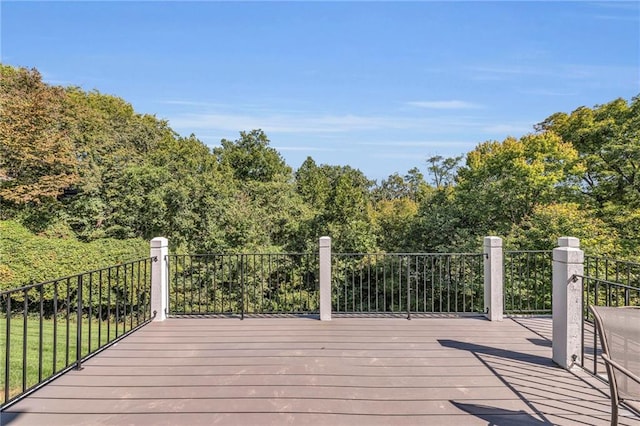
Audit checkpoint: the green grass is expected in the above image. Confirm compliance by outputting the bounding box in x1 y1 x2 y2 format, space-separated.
0 313 148 405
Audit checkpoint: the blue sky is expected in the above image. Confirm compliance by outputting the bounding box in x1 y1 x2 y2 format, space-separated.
2 1 639 182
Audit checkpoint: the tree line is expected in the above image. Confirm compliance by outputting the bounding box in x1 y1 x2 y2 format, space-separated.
1 64 639 287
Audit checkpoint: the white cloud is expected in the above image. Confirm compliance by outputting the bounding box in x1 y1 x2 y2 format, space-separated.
357 140 474 148
406 100 483 110
160 100 226 107
167 112 478 134
370 152 431 160
273 146 335 152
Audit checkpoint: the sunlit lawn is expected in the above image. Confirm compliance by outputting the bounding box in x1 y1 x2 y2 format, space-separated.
0 315 141 405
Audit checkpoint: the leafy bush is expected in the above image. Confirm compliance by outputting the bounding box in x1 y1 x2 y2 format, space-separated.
0 220 147 291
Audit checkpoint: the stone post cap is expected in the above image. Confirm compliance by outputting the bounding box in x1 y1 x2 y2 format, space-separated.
319 236 331 247
558 236 580 248
150 237 168 248
483 236 503 248
552 246 584 263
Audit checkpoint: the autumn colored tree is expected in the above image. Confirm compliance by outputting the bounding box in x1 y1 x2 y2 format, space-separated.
0 66 78 207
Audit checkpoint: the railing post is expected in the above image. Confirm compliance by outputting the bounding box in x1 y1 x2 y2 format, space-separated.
150 237 168 322
552 237 583 369
484 236 503 321
319 236 332 321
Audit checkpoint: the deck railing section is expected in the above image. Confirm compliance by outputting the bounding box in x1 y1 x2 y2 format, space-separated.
0 257 155 408
504 250 553 314
578 256 640 377
166 253 320 317
332 253 485 316
8 236 640 408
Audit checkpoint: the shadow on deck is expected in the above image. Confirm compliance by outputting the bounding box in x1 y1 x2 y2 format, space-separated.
2 317 639 425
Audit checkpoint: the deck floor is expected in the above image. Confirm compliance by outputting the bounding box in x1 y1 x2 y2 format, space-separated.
2 316 639 425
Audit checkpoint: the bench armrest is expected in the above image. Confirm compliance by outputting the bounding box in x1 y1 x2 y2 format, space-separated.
602 354 640 386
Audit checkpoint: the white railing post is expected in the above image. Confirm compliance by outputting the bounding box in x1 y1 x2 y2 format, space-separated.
484 236 503 321
319 236 332 321
552 237 583 369
150 237 168 322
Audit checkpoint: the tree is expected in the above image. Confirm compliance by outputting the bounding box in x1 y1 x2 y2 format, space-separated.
454 132 584 235
536 96 640 209
215 129 291 182
59 86 176 239
535 96 640 256
410 186 476 252
426 155 462 189
404 167 430 202
295 156 331 209
373 169 429 203
105 164 171 239
294 161 376 252
373 173 408 201
505 203 619 255
371 198 418 252
0 66 79 207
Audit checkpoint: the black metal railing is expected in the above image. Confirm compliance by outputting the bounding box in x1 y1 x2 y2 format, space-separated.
167 253 319 317
578 256 640 377
0 257 155 408
331 253 485 316
504 250 553 314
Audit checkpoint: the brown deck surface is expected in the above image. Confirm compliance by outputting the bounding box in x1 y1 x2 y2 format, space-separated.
2 316 640 425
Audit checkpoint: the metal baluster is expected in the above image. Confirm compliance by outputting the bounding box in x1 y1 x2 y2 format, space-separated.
76 275 83 370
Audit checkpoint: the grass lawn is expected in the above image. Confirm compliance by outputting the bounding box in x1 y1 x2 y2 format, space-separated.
0 313 147 405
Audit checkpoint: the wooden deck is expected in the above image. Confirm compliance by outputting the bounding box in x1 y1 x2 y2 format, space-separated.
2 316 640 425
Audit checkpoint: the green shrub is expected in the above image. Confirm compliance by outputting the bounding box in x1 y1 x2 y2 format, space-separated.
0 220 148 291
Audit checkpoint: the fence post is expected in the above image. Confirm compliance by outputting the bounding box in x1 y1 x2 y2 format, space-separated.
319 236 332 321
552 237 583 369
150 237 168 322
484 236 503 321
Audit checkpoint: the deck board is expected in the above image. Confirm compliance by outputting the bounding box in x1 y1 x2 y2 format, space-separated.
2 317 639 425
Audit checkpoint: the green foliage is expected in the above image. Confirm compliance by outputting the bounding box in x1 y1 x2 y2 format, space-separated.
535 96 640 256
0 65 79 208
455 132 584 236
410 187 478 252
1 63 639 285
295 161 377 253
215 129 291 182
426 155 462 189
505 203 620 255
332 254 484 313
537 96 640 208
0 220 147 290
167 254 319 314
372 198 418 252
372 168 431 203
